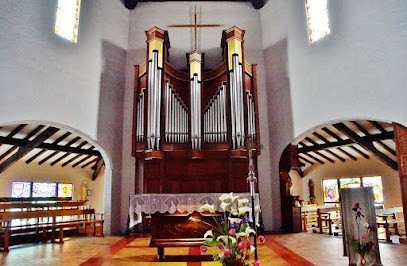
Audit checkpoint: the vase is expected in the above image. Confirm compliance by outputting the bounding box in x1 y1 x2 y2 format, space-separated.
356 253 366 266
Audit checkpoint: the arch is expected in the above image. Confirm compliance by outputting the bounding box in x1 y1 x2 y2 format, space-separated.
278 117 405 236
0 120 113 234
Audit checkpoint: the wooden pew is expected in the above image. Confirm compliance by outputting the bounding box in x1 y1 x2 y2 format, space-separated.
0 200 87 212
376 207 405 243
317 206 340 235
0 208 103 251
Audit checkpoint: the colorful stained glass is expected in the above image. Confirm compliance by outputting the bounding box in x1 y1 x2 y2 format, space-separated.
58 183 73 197
55 0 81 43
11 182 31 198
32 182 57 197
305 0 331 43
340 178 361 188
363 176 384 203
323 179 339 202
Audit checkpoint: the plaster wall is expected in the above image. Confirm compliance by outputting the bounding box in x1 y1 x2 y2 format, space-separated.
299 156 402 209
122 2 273 232
0 0 129 234
260 0 407 231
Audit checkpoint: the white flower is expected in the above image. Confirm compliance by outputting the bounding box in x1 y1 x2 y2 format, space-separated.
249 245 256 254
219 193 230 201
199 203 215 213
217 235 236 245
230 208 238 216
204 230 213 239
364 222 370 228
220 202 230 211
218 252 224 259
229 192 239 203
238 198 249 207
236 232 246 239
238 206 252 216
255 204 260 213
245 227 255 236
228 217 242 225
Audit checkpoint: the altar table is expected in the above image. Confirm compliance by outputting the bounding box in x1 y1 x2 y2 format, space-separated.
128 193 260 260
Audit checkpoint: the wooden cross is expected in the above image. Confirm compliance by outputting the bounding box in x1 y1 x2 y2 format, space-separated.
168 7 223 50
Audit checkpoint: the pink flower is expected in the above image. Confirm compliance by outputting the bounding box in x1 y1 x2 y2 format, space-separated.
238 241 246 249
368 241 374 247
258 235 266 244
361 233 366 239
229 229 235 236
354 203 360 208
224 249 231 257
246 242 252 249
356 211 362 217
350 234 354 239
200 245 207 254
217 242 225 250
253 260 260 266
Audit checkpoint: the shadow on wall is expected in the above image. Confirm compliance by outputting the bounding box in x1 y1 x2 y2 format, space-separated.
263 38 294 232
97 40 127 234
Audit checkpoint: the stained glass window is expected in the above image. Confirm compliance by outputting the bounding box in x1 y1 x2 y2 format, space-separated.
32 182 57 197
323 179 339 202
55 0 81 43
363 176 384 203
305 0 331 43
340 178 361 188
12 182 31 198
58 183 73 197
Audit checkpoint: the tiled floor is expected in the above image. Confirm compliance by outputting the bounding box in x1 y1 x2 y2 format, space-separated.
0 234 406 265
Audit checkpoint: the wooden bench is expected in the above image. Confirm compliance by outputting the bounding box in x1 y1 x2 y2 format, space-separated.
317 206 340 235
376 207 405 243
0 207 103 251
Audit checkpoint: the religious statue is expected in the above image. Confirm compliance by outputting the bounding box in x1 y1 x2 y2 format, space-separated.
308 179 316 204
286 175 293 196
81 181 88 201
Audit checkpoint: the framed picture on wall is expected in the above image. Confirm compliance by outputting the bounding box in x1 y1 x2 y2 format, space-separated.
87 189 92 196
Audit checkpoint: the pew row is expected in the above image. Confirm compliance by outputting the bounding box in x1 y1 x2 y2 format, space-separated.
0 208 103 251
376 207 405 243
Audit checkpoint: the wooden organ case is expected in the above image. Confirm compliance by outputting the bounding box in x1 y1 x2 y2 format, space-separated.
132 26 261 194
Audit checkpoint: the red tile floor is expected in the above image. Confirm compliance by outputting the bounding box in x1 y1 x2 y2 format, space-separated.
0 233 406 265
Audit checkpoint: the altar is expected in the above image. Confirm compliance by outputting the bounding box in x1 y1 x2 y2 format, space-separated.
129 193 260 260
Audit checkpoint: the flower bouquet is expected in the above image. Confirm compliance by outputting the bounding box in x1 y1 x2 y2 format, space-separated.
348 203 377 265
199 193 263 266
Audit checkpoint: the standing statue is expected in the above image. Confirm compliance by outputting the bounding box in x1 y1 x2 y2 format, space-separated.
286 175 293 196
308 179 316 204
81 181 88 201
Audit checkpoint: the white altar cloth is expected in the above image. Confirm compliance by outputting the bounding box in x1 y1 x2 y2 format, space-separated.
128 193 260 228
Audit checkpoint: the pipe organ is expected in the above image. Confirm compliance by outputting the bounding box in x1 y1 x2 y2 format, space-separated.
132 26 260 193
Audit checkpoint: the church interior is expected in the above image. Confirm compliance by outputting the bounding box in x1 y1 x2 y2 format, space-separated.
0 0 407 265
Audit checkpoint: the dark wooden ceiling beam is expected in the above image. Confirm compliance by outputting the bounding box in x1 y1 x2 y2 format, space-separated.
333 123 398 170
312 132 346 162
26 132 70 164
300 141 334 163
298 154 314 165
0 124 27 149
61 141 90 167
368 120 397 156
50 139 87 166
0 127 59 173
349 145 370 159
92 158 104 180
38 134 77 165
80 157 99 169
298 131 393 153
0 125 44 161
336 147 357 161
303 152 325 164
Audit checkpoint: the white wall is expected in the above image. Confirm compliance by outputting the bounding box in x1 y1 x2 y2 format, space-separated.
0 0 129 234
121 1 274 232
261 0 407 231
0 0 128 139
299 156 402 208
